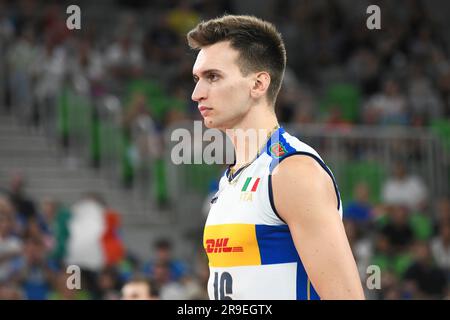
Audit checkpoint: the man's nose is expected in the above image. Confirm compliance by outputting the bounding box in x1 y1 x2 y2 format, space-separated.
191 81 207 102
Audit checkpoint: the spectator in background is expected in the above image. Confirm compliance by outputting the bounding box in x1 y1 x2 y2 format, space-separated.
363 79 408 125
121 276 158 300
97 267 122 300
276 73 316 125
409 24 440 61
437 67 450 117
65 193 124 272
370 234 395 276
344 182 373 225
0 197 22 283
379 271 403 300
430 223 450 277
143 14 181 66
404 241 448 299
166 0 200 37
0 281 23 300
104 33 143 83
407 64 443 126
40 198 71 268
11 237 53 300
8 172 36 222
23 218 47 248
182 248 210 300
37 198 58 254
41 3 70 46
165 85 189 126
0 0 14 46
6 25 37 123
123 92 161 179
65 195 107 272
380 205 414 253
434 198 450 233
69 36 106 97
116 252 141 284
274 87 297 124
346 47 380 96
48 270 91 300
381 161 428 212
152 260 187 300
142 238 187 282
32 32 67 131
102 206 125 268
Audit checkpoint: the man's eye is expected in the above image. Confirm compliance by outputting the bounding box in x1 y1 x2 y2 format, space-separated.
208 74 219 82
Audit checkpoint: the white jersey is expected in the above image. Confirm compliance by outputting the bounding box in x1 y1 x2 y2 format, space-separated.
204 127 342 300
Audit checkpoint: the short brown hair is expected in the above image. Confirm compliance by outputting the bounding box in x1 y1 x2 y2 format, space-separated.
187 14 287 104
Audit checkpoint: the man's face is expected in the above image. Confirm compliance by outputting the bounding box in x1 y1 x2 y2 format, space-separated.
121 282 152 300
192 41 254 130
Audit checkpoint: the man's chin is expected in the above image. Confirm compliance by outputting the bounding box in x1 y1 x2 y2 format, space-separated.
204 118 218 129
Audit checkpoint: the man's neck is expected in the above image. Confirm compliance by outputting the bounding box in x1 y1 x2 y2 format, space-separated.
225 106 279 171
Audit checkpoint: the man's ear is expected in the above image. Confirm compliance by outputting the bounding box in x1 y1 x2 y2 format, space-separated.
250 72 271 99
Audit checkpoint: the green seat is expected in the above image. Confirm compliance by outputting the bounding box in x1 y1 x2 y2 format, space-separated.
393 253 414 278
57 87 92 143
126 79 164 101
320 83 361 123
409 212 433 241
99 121 122 162
430 119 450 151
340 161 386 204
121 131 134 188
371 253 413 279
124 79 187 123
57 87 70 142
149 95 170 122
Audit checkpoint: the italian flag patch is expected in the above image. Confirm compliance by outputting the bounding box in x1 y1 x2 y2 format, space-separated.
241 177 261 192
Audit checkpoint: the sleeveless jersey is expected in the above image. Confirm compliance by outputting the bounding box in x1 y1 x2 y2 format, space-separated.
203 127 343 300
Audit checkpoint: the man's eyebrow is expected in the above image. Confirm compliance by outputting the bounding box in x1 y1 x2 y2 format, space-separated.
192 69 223 77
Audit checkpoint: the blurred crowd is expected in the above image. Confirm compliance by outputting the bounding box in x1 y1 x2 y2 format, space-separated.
1 0 449 138
272 0 450 128
0 172 209 300
344 161 450 299
0 0 449 299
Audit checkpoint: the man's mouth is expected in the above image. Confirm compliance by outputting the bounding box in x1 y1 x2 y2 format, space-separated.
198 106 213 116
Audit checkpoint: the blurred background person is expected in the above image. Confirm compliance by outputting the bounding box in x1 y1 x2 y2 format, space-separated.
121 276 158 300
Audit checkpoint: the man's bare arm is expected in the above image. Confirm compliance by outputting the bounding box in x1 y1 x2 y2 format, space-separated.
272 156 365 299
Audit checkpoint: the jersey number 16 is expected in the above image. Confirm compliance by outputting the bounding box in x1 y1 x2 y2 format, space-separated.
213 272 233 300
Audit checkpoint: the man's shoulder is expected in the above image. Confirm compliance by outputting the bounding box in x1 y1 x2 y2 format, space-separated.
272 155 328 182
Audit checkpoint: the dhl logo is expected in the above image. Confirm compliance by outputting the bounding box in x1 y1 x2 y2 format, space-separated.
204 225 260 267
205 238 244 253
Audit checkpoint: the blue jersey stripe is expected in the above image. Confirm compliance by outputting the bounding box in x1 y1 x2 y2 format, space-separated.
255 224 320 300
255 224 298 264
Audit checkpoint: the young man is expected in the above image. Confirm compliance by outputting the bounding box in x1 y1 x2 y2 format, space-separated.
188 15 364 300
